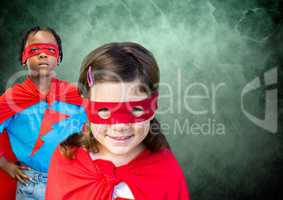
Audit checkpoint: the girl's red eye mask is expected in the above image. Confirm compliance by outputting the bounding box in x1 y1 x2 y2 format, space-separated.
85 92 158 124
22 43 59 64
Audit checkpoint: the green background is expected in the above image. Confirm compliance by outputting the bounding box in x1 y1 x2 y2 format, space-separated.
0 0 282 199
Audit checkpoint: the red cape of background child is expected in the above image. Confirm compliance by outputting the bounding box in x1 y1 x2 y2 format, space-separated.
0 77 83 199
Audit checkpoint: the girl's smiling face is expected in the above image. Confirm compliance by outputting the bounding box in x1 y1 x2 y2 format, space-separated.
89 80 154 158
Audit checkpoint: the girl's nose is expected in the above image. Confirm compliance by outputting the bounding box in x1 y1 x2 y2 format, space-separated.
38 52 47 58
111 123 131 132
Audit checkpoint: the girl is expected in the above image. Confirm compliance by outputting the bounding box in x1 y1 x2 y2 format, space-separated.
46 42 190 200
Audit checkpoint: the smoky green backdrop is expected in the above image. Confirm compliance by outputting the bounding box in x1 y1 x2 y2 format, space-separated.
0 0 282 199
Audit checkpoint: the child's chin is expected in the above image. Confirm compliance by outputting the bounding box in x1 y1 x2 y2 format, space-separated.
108 146 132 156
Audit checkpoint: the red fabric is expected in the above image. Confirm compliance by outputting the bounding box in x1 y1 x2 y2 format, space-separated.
0 77 83 124
0 130 17 200
86 92 158 124
46 147 190 200
21 43 59 64
30 109 70 156
0 148 3 157
0 77 83 199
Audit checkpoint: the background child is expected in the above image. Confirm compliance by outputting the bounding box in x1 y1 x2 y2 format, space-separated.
0 26 86 199
46 42 190 200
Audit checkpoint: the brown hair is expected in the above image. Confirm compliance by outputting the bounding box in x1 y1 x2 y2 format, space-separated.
61 42 170 158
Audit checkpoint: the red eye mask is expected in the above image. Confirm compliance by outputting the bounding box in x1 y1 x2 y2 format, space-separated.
85 92 158 124
22 43 59 64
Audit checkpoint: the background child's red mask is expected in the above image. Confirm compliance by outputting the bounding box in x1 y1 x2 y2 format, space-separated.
86 92 158 124
22 43 59 64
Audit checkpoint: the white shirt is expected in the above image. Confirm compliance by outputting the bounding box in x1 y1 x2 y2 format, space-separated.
112 182 135 199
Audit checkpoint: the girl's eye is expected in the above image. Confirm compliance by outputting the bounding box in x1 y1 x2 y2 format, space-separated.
97 108 111 119
132 106 145 117
48 48 55 53
30 48 39 53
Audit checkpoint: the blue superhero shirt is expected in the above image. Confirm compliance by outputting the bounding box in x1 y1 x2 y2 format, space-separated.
0 100 87 172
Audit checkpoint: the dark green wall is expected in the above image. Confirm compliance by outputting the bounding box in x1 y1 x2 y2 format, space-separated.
0 0 282 199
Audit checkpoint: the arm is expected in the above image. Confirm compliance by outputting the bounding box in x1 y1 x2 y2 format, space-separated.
0 119 31 183
0 156 30 183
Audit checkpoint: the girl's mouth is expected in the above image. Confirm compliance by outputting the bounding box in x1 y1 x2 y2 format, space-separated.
38 62 49 67
107 135 134 142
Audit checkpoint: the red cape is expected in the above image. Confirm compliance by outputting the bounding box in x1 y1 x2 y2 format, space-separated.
46 147 190 200
0 77 83 200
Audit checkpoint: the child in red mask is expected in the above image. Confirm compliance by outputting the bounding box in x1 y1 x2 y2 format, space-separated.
0 27 86 200
46 42 190 200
